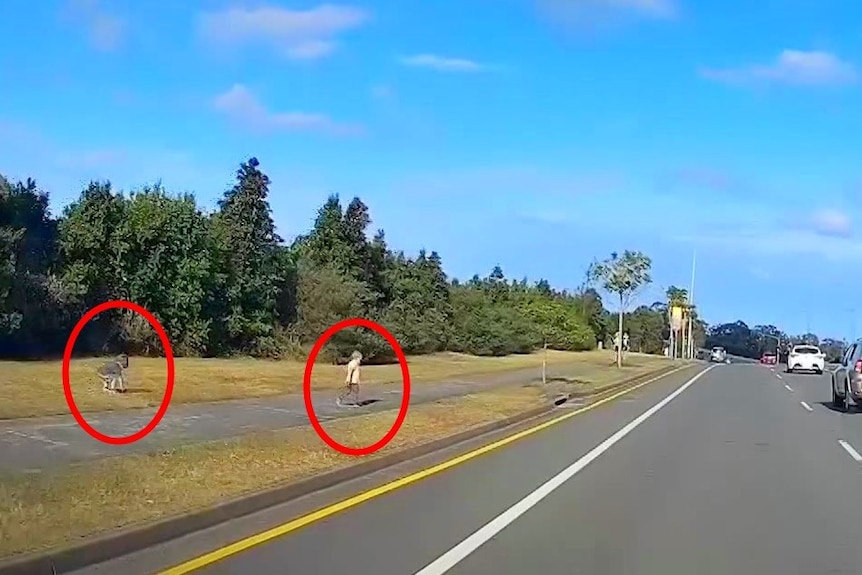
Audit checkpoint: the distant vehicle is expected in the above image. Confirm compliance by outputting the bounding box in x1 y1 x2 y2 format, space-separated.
760 353 777 365
710 346 727 363
831 339 862 412
786 344 825 374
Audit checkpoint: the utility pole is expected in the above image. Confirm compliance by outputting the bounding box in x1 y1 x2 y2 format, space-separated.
686 249 697 359
667 302 676 359
542 339 548 385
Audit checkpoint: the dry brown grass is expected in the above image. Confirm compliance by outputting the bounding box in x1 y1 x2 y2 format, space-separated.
0 386 550 559
0 349 651 419
0 356 681 560
540 356 678 397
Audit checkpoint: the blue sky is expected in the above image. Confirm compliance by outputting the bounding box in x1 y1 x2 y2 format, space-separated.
1 0 860 339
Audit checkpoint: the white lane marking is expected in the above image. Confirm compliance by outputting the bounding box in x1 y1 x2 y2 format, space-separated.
412 365 717 575
260 407 296 414
800 401 813 412
784 384 793 392
838 440 862 462
775 373 782 380
3 429 68 447
21 422 78 430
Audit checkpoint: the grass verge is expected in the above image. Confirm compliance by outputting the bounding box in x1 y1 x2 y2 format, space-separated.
0 349 651 419
0 358 678 560
0 386 550 559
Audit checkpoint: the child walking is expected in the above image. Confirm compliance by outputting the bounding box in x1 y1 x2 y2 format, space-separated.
337 350 363 407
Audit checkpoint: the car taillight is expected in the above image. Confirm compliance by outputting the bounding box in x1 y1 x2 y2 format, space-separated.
855 359 862 374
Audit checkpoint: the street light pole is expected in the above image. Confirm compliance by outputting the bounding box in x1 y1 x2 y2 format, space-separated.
686 249 697 359
765 334 780 360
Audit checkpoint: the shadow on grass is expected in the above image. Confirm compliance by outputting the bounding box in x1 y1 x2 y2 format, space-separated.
332 397 388 410
118 388 150 396
543 376 591 385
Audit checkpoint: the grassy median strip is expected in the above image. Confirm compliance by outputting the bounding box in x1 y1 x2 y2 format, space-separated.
0 355 673 560
0 349 657 419
0 386 548 559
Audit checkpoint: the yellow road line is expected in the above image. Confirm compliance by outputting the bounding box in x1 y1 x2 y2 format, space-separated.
156 363 698 575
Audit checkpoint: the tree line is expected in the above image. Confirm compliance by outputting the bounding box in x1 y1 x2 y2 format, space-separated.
704 321 847 363
1 155 818 364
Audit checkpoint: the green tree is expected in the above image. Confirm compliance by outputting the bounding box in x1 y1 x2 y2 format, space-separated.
625 305 665 354
587 250 652 367
821 338 847 363
56 181 132 354
572 287 606 347
0 161 695 364
706 321 759 358
292 262 376 361
293 194 386 315
665 286 687 304
209 157 281 356
518 292 594 351
58 181 129 306
381 249 453 354
115 186 215 355
665 285 689 357
0 176 64 354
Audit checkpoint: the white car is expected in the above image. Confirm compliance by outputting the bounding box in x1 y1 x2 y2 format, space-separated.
786 344 825 374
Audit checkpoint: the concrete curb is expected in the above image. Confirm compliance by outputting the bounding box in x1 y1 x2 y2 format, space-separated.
1 362 692 575
548 364 686 405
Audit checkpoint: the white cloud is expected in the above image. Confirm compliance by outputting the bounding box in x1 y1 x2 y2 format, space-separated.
536 0 676 29
55 149 127 170
0 119 126 172
775 206 854 239
544 0 675 18
700 50 858 88
370 84 395 100
399 54 486 73
660 167 736 192
63 0 126 51
676 225 861 264
805 208 852 238
286 40 336 60
0 118 210 208
387 167 624 222
197 4 369 60
748 266 772 281
213 84 364 136
617 0 674 14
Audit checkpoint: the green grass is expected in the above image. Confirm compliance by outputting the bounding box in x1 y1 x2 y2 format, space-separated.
0 349 668 419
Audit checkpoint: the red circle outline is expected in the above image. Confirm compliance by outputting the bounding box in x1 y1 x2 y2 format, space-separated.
62 300 175 445
303 318 411 456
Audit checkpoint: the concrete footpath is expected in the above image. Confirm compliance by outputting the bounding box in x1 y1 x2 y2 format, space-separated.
0 364 585 472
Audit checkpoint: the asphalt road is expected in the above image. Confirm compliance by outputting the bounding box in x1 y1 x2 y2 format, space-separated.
71 360 862 575
0 365 567 472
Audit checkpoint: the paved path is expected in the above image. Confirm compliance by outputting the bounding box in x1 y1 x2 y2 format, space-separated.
0 364 583 472
77 361 862 575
